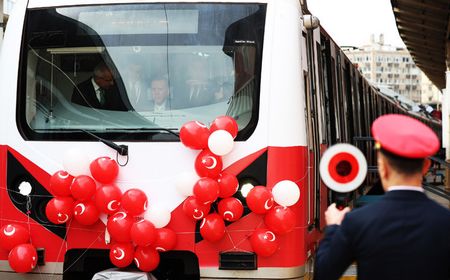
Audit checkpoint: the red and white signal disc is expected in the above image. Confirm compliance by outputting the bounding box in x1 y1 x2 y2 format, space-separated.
319 144 367 193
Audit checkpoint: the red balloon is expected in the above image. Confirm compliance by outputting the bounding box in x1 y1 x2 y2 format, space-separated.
130 219 157 247
73 201 99 226
210 116 238 139
134 246 160 272
194 150 223 179
218 197 243 222
46 197 74 224
246 186 274 214
90 157 119 184
95 185 122 214
193 178 220 204
153 228 177 252
179 121 211 150
49 170 74 197
250 228 279 257
107 212 134 243
121 189 148 216
8 244 37 273
200 213 225 242
70 175 96 201
0 224 30 251
109 242 134 268
182 196 211 220
217 172 239 198
264 206 296 235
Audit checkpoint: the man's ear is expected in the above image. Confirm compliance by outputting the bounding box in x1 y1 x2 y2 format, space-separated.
421 159 431 175
377 153 388 180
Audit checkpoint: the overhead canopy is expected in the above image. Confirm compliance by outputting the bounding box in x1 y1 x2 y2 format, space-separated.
391 0 449 89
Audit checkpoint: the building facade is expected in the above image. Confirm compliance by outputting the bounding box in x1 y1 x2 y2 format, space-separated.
343 34 441 105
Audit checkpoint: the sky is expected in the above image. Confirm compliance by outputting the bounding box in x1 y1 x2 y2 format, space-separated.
307 0 405 48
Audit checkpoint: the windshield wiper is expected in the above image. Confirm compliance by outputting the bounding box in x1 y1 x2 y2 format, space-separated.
105 127 180 138
80 129 128 156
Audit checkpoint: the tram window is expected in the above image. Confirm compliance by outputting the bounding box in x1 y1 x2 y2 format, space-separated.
18 4 266 141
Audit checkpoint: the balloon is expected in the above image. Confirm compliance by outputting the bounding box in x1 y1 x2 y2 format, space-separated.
250 228 279 257
134 246 160 272
208 130 234 156
121 189 148 216
49 170 74 197
182 196 211 220
107 212 134 243
200 213 225 242
179 121 210 150
153 228 177 252
217 172 239 198
63 148 91 177
109 242 134 268
89 157 119 184
193 178 220 204
8 244 37 273
264 206 296 235
70 175 96 201
175 171 199 197
144 205 171 228
0 224 30 251
272 180 300 207
73 201 99 226
130 219 157 247
194 150 223 179
46 197 74 224
210 116 238 139
95 185 122 215
246 186 274 214
218 197 243 222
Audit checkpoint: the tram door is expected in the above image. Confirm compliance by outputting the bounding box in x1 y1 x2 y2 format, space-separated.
303 31 321 229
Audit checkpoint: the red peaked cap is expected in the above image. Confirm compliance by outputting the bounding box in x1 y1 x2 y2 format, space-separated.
371 114 440 159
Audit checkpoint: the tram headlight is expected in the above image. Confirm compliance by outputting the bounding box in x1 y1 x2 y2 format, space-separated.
239 178 259 198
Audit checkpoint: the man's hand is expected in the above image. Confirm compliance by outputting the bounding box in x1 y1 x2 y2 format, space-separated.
325 203 351 226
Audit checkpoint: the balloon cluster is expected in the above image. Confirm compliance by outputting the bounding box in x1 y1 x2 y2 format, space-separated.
178 116 301 257
246 180 300 257
46 156 177 272
0 224 37 273
178 116 242 242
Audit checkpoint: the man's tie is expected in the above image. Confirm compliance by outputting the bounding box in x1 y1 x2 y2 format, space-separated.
98 88 106 106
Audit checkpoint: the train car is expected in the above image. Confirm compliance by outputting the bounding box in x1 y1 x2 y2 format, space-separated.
0 0 441 279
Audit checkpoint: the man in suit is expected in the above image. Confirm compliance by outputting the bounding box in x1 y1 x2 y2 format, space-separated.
72 62 127 111
314 114 450 280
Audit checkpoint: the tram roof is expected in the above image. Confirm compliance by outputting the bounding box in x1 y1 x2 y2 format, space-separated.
391 0 449 89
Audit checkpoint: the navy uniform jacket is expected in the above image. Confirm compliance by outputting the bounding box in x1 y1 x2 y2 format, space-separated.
315 190 450 280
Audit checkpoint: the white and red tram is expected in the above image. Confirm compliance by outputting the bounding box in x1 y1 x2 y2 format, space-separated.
0 0 440 279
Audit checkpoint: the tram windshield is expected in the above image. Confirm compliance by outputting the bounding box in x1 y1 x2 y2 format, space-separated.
19 3 266 141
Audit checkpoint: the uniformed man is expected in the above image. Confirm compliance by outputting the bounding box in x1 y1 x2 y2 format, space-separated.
314 114 450 280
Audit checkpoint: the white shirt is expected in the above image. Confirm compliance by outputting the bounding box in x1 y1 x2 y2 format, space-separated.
387 185 424 192
91 78 103 103
153 101 167 113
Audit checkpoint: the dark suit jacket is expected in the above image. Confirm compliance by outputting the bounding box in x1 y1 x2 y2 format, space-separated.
71 79 128 111
315 190 450 280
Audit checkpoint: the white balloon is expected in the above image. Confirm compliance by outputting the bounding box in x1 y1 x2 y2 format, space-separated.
175 171 199 197
272 180 300 207
63 148 91 176
144 205 171 228
208 130 234 156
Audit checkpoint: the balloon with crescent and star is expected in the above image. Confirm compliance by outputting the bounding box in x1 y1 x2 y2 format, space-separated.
109 242 134 268
0 224 30 251
45 197 74 224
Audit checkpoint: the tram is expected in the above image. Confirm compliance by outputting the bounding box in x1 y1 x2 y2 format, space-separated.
0 0 441 279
